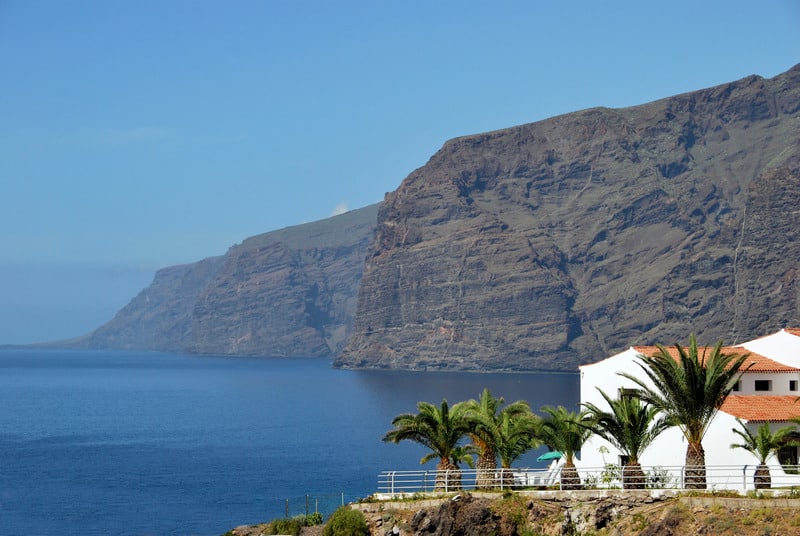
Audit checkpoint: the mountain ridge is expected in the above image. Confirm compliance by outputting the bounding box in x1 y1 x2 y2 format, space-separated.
336 63 800 371
70 204 380 357
72 64 800 371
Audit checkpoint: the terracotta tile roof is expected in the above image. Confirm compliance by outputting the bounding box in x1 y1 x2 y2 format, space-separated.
786 328 800 338
632 346 799 373
720 395 800 422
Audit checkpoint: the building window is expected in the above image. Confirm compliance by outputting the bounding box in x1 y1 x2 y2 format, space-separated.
791 380 798 392
732 381 741 392
754 380 772 392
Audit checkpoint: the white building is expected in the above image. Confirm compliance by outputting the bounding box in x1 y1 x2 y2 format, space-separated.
577 329 800 490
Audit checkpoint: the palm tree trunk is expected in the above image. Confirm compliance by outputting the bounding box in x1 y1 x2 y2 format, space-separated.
622 462 646 490
684 441 706 489
435 460 462 492
754 464 772 490
475 450 497 489
560 461 582 490
499 467 515 490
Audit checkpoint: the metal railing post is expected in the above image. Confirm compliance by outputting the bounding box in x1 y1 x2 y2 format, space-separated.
743 465 748 491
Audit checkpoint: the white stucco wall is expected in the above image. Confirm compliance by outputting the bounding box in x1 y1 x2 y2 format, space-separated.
576 342 800 490
737 372 800 395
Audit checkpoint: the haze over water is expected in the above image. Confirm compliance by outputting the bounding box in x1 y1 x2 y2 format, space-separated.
0 349 578 536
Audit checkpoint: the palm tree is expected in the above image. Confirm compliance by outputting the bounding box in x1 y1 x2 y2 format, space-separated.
494 410 541 488
462 388 534 489
582 389 671 489
619 335 749 489
731 418 799 489
538 405 593 490
383 399 474 491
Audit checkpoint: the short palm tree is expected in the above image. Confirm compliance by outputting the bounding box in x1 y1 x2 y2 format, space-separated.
582 389 671 489
538 405 593 490
494 410 541 488
619 335 749 489
731 418 800 489
383 399 474 491
462 388 534 489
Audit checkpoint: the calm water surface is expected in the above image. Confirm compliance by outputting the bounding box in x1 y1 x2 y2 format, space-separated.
0 349 578 536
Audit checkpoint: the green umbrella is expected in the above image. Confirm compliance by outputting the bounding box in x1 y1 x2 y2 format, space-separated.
536 450 563 462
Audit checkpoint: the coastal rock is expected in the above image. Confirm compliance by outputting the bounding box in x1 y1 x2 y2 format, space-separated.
337 64 800 371
73 204 379 357
77 255 226 352
408 494 515 536
71 65 800 371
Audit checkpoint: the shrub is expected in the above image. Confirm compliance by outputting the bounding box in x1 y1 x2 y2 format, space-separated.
306 511 324 525
321 506 368 536
645 466 674 489
266 517 302 535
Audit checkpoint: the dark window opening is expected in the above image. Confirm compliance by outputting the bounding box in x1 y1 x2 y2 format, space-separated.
791 380 798 392
754 380 772 392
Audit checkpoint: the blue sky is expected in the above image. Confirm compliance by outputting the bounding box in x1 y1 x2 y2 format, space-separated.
1 1 799 344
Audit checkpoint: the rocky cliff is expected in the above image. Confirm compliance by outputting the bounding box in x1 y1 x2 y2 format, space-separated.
336 64 800 371
76 204 379 357
76 65 800 370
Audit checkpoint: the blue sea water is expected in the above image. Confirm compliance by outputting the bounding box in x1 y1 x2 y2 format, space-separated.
0 349 578 536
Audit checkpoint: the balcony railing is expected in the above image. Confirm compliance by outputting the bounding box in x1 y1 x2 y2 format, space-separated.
377 464 800 497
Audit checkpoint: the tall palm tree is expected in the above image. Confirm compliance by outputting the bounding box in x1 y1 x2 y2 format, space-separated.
731 418 799 489
538 405 593 490
494 410 541 488
383 399 474 491
619 335 749 489
462 388 534 489
582 389 671 489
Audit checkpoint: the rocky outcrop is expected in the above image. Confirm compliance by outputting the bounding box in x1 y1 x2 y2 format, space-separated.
350 492 800 536
336 64 800 371
74 204 379 357
71 65 800 369
77 255 226 352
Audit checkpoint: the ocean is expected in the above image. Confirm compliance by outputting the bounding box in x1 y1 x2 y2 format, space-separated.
0 349 578 535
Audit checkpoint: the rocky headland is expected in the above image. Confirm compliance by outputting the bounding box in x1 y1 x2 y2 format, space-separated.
70 204 379 358
336 64 800 371
72 64 800 371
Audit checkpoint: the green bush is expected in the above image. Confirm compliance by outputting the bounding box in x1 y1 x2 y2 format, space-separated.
306 511 324 525
321 506 368 536
266 517 303 535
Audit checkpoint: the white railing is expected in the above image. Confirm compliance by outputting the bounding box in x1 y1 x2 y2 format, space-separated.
377 466 562 495
377 464 800 496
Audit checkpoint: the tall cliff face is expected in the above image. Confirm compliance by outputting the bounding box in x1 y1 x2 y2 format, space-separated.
79 256 226 352
78 204 379 357
336 65 800 371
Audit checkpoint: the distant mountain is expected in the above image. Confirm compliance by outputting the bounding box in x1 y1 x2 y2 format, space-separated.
72 204 379 357
336 64 800 371
74 65 799 371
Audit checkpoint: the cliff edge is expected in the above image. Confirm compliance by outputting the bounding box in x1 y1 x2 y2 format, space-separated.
337 64 800 371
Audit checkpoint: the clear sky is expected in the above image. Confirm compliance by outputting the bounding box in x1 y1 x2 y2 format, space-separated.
1 1 799 344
